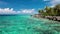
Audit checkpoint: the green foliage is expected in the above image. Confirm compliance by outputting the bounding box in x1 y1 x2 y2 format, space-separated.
38 4 60 16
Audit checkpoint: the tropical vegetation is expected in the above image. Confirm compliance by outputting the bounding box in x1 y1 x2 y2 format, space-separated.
38 4 60 16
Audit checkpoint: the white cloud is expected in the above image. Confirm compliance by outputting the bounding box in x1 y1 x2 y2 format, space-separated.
49 0 60 7
0 8 19 14
0 8 35 14
20 9 35 14
43 0 49 1
43 0 60 7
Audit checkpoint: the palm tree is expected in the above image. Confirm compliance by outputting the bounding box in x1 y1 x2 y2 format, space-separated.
38 4 60 16
54 4 60 16
38 10 44 14
44 6 52 16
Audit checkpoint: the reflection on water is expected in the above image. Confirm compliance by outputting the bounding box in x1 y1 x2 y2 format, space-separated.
0 16 60 34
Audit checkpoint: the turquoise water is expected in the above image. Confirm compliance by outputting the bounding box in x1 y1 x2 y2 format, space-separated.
0 15 60 34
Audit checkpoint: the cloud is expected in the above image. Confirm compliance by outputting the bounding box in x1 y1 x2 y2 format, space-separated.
49 0 60 7
20 9 35 14
43 0 49 1
0 8 35 14
0 8 19 14
43 0 60 7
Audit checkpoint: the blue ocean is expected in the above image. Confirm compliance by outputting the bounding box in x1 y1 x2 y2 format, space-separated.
0 15 60 34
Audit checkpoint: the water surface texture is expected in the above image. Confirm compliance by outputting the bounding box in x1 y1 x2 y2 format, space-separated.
0 15 60 34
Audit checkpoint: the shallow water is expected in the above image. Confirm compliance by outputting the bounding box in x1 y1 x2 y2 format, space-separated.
0 15 60 34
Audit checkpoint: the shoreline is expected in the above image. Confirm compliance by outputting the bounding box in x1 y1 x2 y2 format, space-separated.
31 15 60 22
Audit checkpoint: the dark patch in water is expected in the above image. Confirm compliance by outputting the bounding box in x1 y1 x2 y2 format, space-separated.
0 14 18 16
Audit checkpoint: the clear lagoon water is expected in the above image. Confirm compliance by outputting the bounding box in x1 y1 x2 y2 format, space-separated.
0 15 60 34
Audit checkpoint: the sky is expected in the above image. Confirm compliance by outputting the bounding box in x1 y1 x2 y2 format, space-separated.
0 0 60 14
